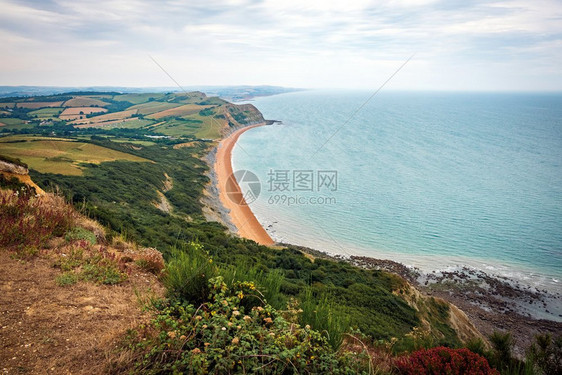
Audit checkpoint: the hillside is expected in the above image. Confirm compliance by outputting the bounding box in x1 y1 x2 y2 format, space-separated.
0 91 264 139
2 91 557 374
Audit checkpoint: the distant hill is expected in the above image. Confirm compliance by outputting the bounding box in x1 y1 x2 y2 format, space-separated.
0 85 303 101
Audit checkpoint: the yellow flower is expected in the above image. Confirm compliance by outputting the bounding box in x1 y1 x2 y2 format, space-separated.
232 337 239 344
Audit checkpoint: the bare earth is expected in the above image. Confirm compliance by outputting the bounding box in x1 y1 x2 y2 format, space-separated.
0 251 163 375
215 124 274 246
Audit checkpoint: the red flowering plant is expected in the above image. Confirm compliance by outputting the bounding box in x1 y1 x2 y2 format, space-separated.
395 346 499 375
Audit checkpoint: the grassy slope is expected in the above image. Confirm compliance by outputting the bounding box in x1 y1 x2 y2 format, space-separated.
0 91 465 349
0 136 149 175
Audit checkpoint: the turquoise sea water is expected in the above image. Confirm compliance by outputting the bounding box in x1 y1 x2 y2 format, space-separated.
232 91 562 292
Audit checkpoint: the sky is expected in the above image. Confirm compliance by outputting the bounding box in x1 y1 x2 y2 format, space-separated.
1 0 561 91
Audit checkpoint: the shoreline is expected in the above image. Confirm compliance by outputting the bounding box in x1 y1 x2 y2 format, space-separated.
214 123 274 246
284 243 562 357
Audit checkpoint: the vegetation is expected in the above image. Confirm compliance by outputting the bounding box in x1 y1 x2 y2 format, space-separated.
395 346 499 374
4 91 558 374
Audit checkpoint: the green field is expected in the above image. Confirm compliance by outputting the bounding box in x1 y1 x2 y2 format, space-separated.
150 114 224 138
129 101 180 115
112 93 166 104
97 118 155 129
0 136 149 175
28 107 64 119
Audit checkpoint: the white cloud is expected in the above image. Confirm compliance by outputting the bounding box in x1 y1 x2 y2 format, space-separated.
0 0 560 90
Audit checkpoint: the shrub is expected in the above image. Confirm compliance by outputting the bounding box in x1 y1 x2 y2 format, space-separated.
0 189 74 250
163 242 217 304
54 242 127 286
299 287 350 349
56 272 78 286
395 346 499 374
132 276 369 374
527 334 562 375
134 247 165 275
65 226 97 245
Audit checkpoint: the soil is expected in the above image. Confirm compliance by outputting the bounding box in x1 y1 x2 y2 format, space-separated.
0 251 164 375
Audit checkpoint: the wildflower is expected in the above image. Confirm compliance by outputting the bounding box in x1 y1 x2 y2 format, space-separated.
167 331 176 339
263 317 273 324
221 327 226 331
232 310 240 316
196 315 202 320
180 335 187 340
237 325 241 330
192 348 201 354
243 315 251 322
237 292 244 299
227 322 233 327
269 332 275 337
305 325 310 330
232 337 239 344
256 306 264 312
202 324 208 329
204 342 211 347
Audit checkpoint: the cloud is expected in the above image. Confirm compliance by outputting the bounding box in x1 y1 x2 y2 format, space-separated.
0 0 560 90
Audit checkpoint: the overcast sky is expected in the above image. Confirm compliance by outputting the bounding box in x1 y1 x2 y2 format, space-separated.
1 0 561 91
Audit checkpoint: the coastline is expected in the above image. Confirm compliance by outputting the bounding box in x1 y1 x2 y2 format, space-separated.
214 123 274 246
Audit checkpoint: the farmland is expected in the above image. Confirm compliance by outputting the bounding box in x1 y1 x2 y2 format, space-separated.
0 91 264 140
0 136 149 175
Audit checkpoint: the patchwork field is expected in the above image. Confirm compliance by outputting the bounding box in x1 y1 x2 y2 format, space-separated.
129 101 180 115
147 104 212 119
20 102 65 109
71 109 138 125
0 136 149 175
63 97 109 107
112 93 166 104
0 91 262 141
28 107 64 119
59 107 108 120
74 118 154 129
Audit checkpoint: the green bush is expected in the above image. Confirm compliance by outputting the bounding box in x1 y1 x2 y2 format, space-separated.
65 227 96 245
163 242 217 304
56 272 78 286
299 287 351 349
133 276 369 374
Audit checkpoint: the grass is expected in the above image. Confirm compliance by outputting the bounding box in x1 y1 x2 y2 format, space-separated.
152 114 224 139
0 138 150 175
28 107 64 120
0 189 74 250
129 101 180 115
63 97 108 107
112 93 166 104
146 104 212 119
98 118 155 129
71 109 138 125
0 118 34 130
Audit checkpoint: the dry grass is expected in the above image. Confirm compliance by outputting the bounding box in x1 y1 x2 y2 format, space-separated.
0 139 149 175
147 104 211 119
71 109 138 125
59 107 108 120
63 97 109 107
0 188 166 374
16 102 65 109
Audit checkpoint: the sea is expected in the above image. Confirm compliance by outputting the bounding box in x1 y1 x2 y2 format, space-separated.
232 90 562 296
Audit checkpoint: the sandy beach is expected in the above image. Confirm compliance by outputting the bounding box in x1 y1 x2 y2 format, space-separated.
215 124 274 246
